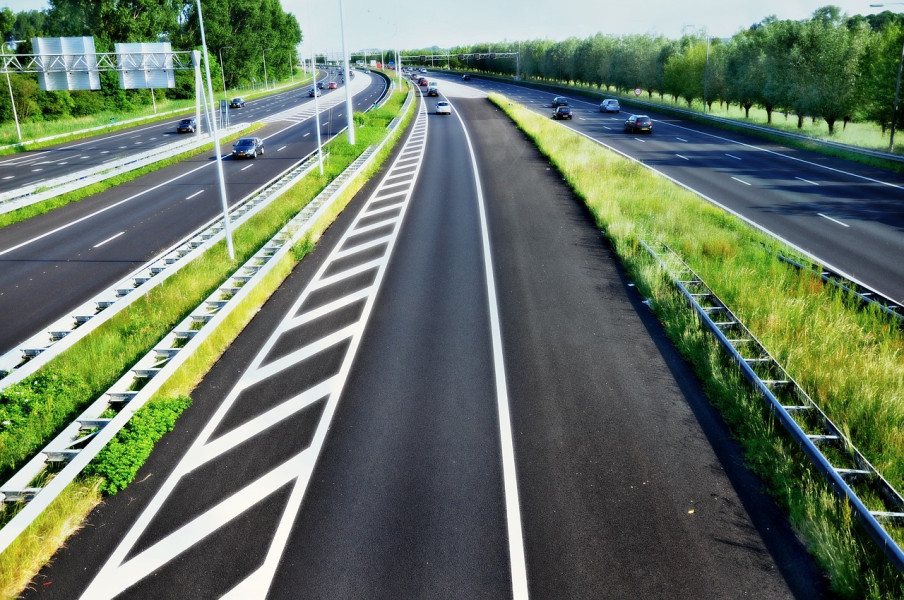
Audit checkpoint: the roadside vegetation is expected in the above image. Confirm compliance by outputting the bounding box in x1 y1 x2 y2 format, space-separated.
489 92 904 598
0 81 414 599
406 5 904 152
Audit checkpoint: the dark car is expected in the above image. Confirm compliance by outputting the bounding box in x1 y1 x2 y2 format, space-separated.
427 86 439 96
461 74 471 81
229 97 245 108
551 96 569 107
309 87 321 97
624 114 653 133
176 118 196 133
317 81 325 89
552 106 573 120
232 137 264 159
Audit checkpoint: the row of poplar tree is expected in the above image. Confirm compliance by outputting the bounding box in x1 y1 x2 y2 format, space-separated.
405 6 904 135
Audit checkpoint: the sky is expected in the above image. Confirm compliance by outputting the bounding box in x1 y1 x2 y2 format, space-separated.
0 0 894 57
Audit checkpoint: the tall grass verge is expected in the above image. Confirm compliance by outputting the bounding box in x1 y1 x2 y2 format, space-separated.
0 81 413 599
489 92 904 597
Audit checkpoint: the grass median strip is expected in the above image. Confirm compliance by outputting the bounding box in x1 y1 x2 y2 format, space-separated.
489 92 904 598
0 83 413 597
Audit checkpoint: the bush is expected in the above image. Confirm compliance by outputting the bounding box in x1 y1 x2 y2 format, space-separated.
86 396 192 495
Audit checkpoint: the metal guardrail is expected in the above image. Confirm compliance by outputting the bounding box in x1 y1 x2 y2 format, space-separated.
0 123 248 215
642 240 904 571
0 85 415 556
777 254 904 324
0 70 395 386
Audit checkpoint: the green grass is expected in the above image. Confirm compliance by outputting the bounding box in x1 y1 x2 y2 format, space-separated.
0 80 414 599
490 92 904 598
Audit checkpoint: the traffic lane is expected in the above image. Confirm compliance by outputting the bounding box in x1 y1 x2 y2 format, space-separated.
0 75 387 352
17 106 422 600
270 95 513 598
0 72 336 193
457 96 826 598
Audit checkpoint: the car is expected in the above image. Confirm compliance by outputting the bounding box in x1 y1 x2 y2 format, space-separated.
551 96 569 107
232 137 264 159
309 87 321 97
419 68 427 73
461 74 471 81
418 77 428 86
552 106 573 120
624 114 653 133
176 118 196 133
317 81 325 89
599 99 620 113
328 81 337 89
436 101 451 115
229 97 245 109
427 85 438 96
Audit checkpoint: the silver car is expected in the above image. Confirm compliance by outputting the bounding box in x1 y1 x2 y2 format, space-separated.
600 99 620 113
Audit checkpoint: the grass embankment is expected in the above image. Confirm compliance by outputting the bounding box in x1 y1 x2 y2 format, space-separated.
0 81 413 599
489 92 904 598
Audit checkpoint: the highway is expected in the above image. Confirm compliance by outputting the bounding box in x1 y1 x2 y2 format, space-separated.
429 72 904 305
21 80 826 599
0 71 387 355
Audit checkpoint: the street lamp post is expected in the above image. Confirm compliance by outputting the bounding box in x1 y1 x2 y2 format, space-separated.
339 0 355 145
195 0 235 260
871 3 904 151
2 39 23 141
218 45 232 100
262 47 272 89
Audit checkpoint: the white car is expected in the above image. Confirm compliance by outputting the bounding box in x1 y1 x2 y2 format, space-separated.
600 99 620 113
435 101 451 115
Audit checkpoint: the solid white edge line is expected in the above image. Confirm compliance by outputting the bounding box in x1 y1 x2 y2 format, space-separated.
453 103 530 599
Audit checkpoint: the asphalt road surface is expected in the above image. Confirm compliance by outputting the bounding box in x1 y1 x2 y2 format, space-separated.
429 71 904 306
0 71 386 355
17 81 831 598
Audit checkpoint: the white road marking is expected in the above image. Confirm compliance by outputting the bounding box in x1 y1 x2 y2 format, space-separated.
454 101 531 599
676 154 689 161
93 231 125 248
676 137 688 142
731 176 752 186
2 175 13 179
304 132 310 137
79 98 430 600
241 164 253 171
818 213 850 227
277 145 287 151
725 153 741 160
186 190 204 200
796 176 819 186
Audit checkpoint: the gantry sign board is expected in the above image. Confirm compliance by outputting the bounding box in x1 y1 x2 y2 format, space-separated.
31 36 100 91
25 37 182 92
116 42 176 89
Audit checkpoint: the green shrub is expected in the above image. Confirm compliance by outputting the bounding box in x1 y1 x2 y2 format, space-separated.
86 396 192 495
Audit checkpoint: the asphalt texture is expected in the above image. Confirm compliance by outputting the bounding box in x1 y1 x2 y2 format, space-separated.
21 92 828 599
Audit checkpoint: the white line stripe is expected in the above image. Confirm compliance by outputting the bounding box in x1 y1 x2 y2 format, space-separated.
676 137 688 142
796 176 819 186
93 231 125 248
454 100 530 599
377 179 411 191
241 164 253 171
676 154 689 161
371 189 409 202
731 176 752 186
308 258 383 291
818 213 850 227
186 190 205 200
725 153 742 160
